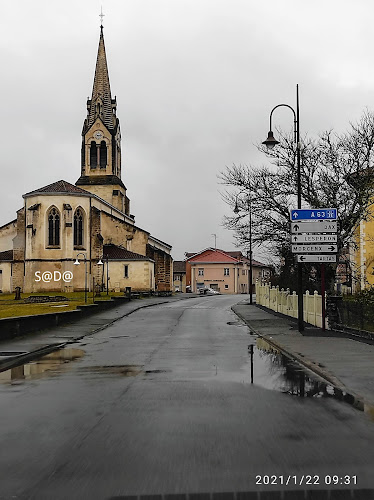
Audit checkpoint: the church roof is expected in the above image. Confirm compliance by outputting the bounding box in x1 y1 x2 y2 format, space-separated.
103 244 153 261
23 180 90 197
86 26 116 132
0 250 13 261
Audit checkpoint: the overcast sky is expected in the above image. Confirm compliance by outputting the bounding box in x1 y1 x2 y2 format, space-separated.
2 0 374 261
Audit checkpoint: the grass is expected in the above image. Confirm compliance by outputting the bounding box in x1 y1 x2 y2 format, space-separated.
0 291 125 319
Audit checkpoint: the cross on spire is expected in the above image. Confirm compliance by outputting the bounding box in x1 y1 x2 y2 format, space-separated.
99 7 105 27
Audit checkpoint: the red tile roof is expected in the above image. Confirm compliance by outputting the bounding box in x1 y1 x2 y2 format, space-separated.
187 249 239 263
186 248 268 267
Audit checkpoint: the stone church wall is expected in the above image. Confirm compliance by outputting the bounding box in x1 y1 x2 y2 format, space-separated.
105 260 154 292
146 245 172 292
100 212 148 255
12 207 26 291
0 262 12 293
0 220 17 252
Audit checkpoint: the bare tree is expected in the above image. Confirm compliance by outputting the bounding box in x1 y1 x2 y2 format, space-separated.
219 110 374 261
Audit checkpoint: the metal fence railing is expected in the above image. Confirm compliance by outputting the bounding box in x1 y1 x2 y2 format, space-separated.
335 300 374 333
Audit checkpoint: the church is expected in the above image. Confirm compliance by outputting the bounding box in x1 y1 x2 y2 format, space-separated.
0 26 173 295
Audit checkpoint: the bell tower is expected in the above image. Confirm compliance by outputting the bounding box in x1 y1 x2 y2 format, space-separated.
76 25 130 216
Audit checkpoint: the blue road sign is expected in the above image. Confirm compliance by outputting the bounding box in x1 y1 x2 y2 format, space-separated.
290 208 337 221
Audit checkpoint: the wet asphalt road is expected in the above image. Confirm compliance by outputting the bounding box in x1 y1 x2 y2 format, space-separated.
0 295 374 499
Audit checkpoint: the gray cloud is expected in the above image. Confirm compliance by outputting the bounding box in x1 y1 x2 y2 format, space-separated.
1 0 373 261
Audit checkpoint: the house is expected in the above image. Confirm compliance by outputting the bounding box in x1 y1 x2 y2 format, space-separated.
185 248 271 294
0 25 173 294
173 261 186 292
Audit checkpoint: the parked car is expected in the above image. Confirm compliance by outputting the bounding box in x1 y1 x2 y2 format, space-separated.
205 288 220 295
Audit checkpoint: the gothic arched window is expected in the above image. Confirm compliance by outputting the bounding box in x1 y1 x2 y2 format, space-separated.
48 207 60 246
90 141 97 168
100 141 107 168
74 208 84 247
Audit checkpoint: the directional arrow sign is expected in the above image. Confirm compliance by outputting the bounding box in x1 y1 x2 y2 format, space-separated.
292 244 337 253
290 208 337 220
291 221 337 233
291 234 337 243
297 255 337 263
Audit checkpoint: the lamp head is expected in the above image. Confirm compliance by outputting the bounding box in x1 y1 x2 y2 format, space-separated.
74 259 80 265
233 201 240 214
262 130 280 150
98 259 103 265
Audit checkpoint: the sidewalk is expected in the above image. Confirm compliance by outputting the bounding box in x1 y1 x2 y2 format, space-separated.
0 293 199 371
233 301 374 410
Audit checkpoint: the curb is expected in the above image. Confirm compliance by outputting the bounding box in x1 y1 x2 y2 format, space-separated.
0 294 201 373
232 304 369 413
0 342 68 373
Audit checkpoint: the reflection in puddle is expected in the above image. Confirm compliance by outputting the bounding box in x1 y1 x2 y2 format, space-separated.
256 338 341 398
77 365 142 377
0 348 85 384
255 338 372 415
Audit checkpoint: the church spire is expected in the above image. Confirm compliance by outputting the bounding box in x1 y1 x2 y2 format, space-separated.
77 24 128 215
85 25 117 132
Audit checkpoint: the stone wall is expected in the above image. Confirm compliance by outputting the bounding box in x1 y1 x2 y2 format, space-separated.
12 207 26 291
147 245 172 292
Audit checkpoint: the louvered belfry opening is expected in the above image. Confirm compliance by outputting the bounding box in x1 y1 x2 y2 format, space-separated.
90 141 97 168
100 141 107 168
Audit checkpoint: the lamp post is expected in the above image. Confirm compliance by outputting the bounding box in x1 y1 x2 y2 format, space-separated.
74 252 88 303
262 84 304 332
97 254 109 295
234 193 253 305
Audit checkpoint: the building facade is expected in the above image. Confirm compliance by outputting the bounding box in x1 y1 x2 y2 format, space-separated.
0 26 172 294
173 261 187 292
185 248 271 294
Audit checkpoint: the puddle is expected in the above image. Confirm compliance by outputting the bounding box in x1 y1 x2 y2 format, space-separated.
145 369 172 374
0 348 85 384
77 365 143 376
254 338 367 412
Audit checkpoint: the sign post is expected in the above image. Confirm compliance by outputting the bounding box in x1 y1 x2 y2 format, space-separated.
290 208 338 332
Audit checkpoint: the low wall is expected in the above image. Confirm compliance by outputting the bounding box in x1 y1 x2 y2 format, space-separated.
0 296 130 340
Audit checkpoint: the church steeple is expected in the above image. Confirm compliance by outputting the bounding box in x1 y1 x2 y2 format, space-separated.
77 25 129 216
85 26 117 132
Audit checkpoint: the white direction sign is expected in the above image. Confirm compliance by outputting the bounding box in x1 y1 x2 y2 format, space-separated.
291 221 337 234
292 244 337 253
291 234 337 243
297 255 337 263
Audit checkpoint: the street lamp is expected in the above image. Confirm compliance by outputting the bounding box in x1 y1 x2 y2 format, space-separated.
263 83 304 331
234 193 253 305
74 252 88 303
97 254 109 295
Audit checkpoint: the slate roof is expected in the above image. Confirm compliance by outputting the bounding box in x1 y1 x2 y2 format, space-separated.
173 261 186 273
23 180 90 197
103 244 153 261
0 250 13 261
